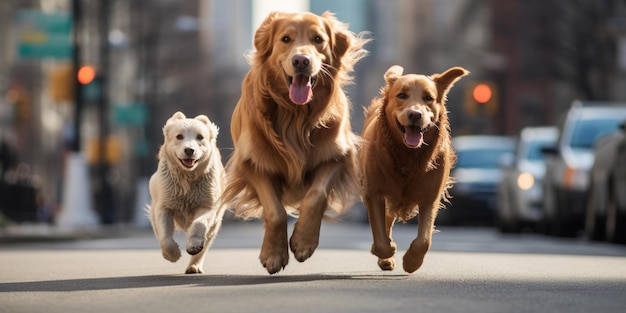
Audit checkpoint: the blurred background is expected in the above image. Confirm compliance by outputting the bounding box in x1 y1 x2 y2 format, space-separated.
1 0 626 239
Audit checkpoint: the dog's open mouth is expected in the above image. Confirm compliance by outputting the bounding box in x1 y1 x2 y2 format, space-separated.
286 73 317 105
179 158 197 168
397 120 427 148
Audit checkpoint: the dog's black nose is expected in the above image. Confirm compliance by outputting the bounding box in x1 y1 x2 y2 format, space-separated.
408 110 422 123
292 54 310 70
184 148 194 156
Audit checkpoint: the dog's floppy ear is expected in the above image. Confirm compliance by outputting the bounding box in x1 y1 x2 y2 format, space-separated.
253 11 284 61
323 11 369 72
171 111 186 120
163 111 187 136
432 67 469 103
384 65 404 85
322 11 350 60
194 114 210 125
194 115 220 139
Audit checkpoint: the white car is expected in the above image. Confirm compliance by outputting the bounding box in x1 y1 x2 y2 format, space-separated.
496 126 558 233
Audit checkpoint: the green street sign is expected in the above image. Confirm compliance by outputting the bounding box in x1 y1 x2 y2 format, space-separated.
114 103 148 126
16 10 72 59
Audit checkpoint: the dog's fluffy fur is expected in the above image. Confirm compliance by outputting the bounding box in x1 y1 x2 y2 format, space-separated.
222 11 369 274
148 111 225 274
359 65 468 273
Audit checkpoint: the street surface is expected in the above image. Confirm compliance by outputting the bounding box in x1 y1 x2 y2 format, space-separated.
1 220 626 313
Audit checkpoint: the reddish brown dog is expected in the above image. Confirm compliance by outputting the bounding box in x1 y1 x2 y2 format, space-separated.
222 11 369 274
359 65 469 273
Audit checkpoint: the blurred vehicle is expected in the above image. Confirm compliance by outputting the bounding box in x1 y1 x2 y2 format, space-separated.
496 126 558 233
440 135 515 225
585 121 626 243
541 101 626 237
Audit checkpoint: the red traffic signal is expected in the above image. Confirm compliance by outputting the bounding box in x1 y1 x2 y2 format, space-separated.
77 65 96 85
472 83 492 104
464 81 498 117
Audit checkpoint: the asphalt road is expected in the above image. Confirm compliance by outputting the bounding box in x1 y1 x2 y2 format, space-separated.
1 221 626 313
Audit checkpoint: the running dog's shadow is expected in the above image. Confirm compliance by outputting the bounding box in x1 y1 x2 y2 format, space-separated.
0 272 409 293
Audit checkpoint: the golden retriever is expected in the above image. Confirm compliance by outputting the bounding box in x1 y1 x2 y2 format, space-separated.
359 65 468 273
148 111 225 274
222 11 369 274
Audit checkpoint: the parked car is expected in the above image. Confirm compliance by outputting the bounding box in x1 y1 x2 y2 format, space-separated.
440 135 515 225
585 121 626 243
541 101 626 237
496 126 558 233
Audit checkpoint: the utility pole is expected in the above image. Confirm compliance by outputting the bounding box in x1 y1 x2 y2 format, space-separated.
58 0 99 228
98 0 114 223
71 0 82 151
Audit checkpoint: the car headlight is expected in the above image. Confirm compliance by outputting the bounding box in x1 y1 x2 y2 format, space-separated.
517 172 535 191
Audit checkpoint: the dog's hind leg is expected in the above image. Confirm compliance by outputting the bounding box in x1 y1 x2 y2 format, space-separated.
403 203 437 273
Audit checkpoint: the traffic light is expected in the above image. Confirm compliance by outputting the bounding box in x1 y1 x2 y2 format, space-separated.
464 81 498 116
77 65 96 85
472 83 492 104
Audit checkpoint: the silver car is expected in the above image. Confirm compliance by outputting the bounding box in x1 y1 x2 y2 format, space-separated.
441 135 515 225
541 101 626 237
586 121 626 243
496 126 558 233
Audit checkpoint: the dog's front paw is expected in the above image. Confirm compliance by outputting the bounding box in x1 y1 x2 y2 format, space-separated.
378 257 396 271
185 264 204 274
402 239 429 273
370 240 397 259
289 231 319 262
259 244 289 274
402 253 424 273
160 240 181 262
186 236 205 255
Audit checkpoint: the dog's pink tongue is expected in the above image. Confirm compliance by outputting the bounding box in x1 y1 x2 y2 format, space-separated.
289 75 312 105
182 159 195 168
403 126 423 147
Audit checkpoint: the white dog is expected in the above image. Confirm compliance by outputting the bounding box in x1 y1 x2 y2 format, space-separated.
148 111 225 274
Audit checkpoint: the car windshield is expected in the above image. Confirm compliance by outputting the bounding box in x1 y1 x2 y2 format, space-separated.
570 118 624 149
526 139 554 161
456 148 512 169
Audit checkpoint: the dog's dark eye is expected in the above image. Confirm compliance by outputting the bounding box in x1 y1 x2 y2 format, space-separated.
282 36 291 43
196 134 204 141
424 94 434 102
176 134 183 140
313 35 323 44
397 93 408 99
